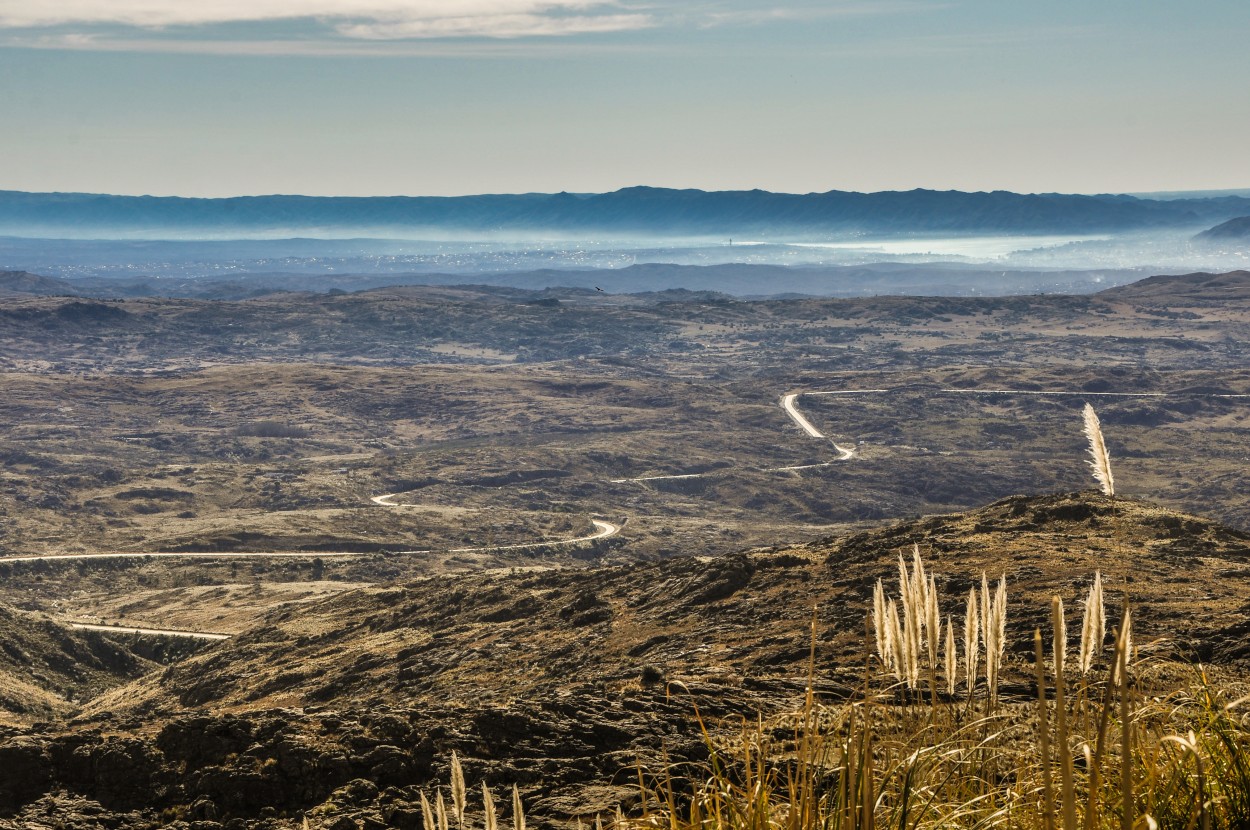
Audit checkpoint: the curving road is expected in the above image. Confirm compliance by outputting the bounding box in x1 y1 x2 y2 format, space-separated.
610 473 705 484
780 392 858 460
0 500 620 565
781 386 1250 465
0 549 365 565
68 621 231 641
446 519 619 553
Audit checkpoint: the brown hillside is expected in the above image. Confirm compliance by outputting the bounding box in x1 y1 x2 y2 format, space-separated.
0 492 1234 827
1097 269 1250 303
0 605 153 725
89 491 1250 723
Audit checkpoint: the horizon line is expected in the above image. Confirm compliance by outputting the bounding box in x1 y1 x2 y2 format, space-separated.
5 185 1250 201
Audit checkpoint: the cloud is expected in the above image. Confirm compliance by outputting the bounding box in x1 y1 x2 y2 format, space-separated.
0 0 653 39
6 31 654 57
337 12 652 39
0 1 942 52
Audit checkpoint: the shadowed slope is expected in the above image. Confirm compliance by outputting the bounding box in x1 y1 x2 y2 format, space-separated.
86 491 1250 721
0 604 153 723
2 492 1246 827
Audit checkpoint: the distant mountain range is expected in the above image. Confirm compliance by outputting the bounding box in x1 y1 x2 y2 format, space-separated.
4 187 1250 238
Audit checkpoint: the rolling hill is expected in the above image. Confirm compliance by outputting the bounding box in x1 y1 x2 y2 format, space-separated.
4 492 1250 827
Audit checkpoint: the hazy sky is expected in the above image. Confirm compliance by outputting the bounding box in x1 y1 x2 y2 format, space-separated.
1 0 1247 197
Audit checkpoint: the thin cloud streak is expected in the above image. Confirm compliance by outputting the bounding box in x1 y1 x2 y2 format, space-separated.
2 31 659 58
0 0 651 39
0 1 929 47
337 13 652 39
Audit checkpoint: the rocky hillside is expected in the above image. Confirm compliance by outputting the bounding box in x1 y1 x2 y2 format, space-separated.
0 606 152 724
3 492 1250 828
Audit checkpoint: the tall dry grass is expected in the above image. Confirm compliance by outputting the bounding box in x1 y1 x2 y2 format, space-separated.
631 551 1250 830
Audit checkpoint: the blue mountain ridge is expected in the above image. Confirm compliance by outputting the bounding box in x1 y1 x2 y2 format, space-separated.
2 186 1249 236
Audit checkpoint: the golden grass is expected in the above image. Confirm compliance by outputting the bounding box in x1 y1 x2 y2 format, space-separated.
628 553 1250 830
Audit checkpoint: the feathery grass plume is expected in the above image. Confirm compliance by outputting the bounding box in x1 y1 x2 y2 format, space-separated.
896 552 923 689
887 599 904 681
437 790 449 830
994 575 1007 652
897 554 911 618
909 614 923 690
903 598 921 690
451 752 467 828
1092 571 1106 656
896 555 913 673
421 791 435 830
1054 596 1067 677
911 545 928 615
482 782 497 830
925 573 940 667
980 572 992 665
1079 571 1106 673
1082 402 1115 496
1121 604 1134 670
925 577 940 685
511 785 525 830
945 615 957 696
926 585 942 706
872 578 888 668
964 587 979 693
986 574 1008 706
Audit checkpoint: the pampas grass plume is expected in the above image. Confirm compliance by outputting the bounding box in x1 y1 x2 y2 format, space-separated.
873 578 888 669
1083 403 1115 496
1079 571 1105 673
483 782 497 830
945 614 956 695
512 785 526 830
964 587 979 692
1054 596 1067 676
421 791 435 830
451 752 467 827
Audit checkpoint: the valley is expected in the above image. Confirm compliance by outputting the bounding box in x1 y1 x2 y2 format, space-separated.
2 270 1250 827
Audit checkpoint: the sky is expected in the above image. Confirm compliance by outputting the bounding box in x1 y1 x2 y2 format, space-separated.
0 0 1248 198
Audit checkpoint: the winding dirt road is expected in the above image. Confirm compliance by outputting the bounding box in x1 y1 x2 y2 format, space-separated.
67 622 231 641
781 386 1250 465
780 392 858 460
447 519 619 553
0 503 619 565
0 549 365 565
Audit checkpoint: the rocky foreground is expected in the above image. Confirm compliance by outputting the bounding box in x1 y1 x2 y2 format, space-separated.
3 491 1250 829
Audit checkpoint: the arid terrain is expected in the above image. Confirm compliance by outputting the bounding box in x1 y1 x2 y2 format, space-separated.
2 269 1250 828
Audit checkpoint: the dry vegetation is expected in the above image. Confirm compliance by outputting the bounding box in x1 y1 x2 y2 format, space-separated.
1 273 1250 827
